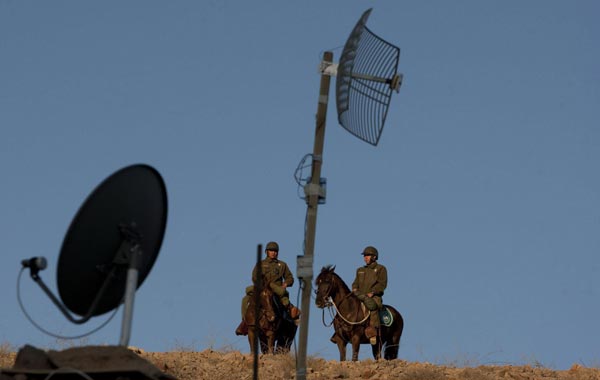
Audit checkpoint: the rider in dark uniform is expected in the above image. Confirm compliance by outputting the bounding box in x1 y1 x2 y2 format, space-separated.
352 246 387 345
235 241 300 336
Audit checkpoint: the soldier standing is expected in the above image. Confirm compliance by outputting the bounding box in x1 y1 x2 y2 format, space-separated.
352 246 387 345
235 241 300 335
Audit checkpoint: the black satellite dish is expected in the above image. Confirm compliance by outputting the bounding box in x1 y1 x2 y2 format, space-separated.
20 164 167 346
58 164 167 317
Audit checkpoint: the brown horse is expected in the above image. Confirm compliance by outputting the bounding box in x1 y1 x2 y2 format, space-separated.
244 284 298 354
315 265 404 361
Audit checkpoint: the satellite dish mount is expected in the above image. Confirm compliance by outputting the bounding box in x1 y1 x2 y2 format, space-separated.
20 164 168 347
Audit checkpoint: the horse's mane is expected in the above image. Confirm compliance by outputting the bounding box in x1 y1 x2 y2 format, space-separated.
319 265 352 294
255 273 274 293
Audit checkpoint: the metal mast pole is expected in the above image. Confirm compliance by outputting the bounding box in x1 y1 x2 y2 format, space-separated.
296 51 333 380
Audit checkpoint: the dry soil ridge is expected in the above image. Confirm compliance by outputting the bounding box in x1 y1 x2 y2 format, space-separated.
140 349 599 380
2 348 599 380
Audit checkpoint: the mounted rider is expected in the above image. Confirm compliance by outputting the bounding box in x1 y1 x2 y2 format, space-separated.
236 241 301 336
352 245 387 345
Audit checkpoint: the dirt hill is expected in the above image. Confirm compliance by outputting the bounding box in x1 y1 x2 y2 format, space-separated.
2 348 599 380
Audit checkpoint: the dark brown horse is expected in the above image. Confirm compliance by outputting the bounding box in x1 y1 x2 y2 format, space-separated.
315 265 404 361
244 284 297 354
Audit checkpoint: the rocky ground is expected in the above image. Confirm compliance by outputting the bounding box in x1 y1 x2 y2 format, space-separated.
1 347 599 380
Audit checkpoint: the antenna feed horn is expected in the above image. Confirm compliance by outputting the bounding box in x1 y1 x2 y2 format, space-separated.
390 74 403 92
22 257 48 278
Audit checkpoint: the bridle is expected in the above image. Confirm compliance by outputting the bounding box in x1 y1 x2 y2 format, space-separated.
316 280 334 306
315 272 342 307
317 274 370 326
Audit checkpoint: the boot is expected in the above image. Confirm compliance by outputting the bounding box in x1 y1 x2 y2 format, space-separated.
287 304 301 320
367 310 380 345
286 304 301 326
365 326 377 345
370 330 378 345
235 320 248 336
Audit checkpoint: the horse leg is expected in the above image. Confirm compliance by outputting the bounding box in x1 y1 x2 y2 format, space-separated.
384 326 402 360
370 339 382 360
384 339 398 360
350 335 361 361
278 335 292 354
266 332 276 354
384 311 403 360
248 328 256 355
276 321 296 354
331 334 347 361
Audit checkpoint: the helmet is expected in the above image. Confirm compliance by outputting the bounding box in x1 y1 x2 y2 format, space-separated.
265 241 279 252
361 246 378 258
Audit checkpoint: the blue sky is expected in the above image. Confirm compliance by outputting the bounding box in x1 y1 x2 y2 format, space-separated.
1 1 598 369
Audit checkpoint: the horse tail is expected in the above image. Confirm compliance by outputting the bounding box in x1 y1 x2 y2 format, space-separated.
382 304 404 360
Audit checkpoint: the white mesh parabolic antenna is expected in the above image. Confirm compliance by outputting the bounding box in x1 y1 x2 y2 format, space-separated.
336 8 403 146
295 9 403 380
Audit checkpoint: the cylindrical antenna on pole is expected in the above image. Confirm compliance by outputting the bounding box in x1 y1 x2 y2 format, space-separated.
296 50 333 380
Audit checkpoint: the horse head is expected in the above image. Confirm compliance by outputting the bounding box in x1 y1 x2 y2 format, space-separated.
315 265 338 308
258 281 277 324
262 289 277 323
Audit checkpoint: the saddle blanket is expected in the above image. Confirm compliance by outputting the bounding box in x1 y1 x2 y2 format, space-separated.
379 307 394 327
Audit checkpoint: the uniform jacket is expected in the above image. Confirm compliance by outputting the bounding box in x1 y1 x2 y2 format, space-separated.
352 261 387 297
252 257 294 288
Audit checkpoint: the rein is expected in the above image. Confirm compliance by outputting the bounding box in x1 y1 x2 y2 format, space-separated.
325 296 370 326
321 306 335 327
318 271 369 326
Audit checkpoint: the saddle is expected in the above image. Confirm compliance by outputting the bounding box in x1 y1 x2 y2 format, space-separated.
272 295 296 322
358 303 394 327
